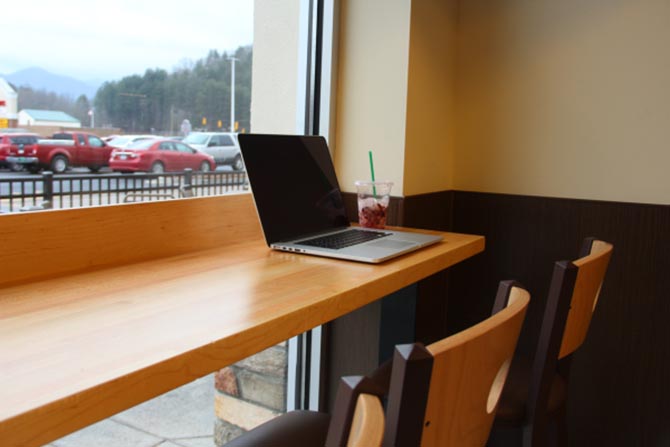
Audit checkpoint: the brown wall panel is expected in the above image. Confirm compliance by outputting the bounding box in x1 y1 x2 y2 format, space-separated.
445 191 670 447
335 189 669 445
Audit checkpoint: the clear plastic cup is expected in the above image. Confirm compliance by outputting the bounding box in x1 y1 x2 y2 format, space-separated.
355 180 393 229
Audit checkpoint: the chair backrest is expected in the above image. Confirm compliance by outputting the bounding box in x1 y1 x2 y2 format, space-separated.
383 281 530 447
326 375 387 447
522 238 613 442
559 238 613 358
347 393 385 447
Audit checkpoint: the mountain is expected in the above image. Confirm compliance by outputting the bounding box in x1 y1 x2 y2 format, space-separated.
3 67 100 99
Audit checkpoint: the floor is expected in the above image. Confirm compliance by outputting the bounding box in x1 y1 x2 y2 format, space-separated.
45 374 217 447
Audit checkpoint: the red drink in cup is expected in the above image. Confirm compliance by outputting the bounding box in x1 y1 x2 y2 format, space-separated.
355 181 393 229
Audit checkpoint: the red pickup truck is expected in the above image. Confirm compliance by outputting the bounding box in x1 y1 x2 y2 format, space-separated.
0 133 39 171
7 131 114 174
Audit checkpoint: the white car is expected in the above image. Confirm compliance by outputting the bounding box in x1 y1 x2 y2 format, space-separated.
106 135 159 149
182 132 243 170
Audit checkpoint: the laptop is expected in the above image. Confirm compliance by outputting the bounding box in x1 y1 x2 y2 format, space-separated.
238 134 443 263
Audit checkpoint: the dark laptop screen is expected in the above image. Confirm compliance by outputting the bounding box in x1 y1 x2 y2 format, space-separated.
238 134 350 244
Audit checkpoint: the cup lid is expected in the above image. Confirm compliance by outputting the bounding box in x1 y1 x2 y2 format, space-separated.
354 180 393 186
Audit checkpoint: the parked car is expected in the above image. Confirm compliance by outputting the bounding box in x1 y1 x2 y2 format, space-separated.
7 131 114 174
106 134 159 149
101 134 120 142
182 132 243 170
109 139 215 173
0 133 39 171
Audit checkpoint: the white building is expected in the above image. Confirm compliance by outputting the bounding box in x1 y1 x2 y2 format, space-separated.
18 109 81 128
0 78 19 128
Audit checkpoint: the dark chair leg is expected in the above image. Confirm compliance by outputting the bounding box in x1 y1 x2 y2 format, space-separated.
522 421 548 447
486 425 522 447
556 405 568 447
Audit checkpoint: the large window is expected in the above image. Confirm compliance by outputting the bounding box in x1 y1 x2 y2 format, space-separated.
0 0 254 209
2 1 336 446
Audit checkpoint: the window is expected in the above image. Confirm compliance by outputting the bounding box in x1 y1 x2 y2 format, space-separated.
9 135 37 145
220 135 234 146
1 1 336 445
176 142 194 153
88 135 104 147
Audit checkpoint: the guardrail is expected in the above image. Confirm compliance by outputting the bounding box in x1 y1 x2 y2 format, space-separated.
0 169 248 213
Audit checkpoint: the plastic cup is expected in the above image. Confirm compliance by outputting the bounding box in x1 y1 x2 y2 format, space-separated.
355 180 393 229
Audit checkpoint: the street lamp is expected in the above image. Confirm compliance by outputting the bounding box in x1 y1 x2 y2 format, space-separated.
228 56 238 132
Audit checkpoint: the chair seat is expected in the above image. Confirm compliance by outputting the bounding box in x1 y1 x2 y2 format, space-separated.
224 410 331 447
495 358 568 426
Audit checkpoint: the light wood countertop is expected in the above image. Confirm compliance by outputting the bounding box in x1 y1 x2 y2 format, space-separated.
0 195 484 446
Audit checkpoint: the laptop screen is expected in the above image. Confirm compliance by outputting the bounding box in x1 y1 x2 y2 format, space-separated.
238 134 350 244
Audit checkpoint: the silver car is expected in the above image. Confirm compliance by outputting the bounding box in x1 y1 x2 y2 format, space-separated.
182 132 243 170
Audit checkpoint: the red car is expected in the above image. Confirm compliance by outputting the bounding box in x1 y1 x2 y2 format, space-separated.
109 139 215 173
0 133 39 171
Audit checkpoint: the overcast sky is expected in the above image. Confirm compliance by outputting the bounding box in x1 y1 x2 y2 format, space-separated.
0 0 253 82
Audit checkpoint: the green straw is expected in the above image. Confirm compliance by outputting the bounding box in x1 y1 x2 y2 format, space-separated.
368 150 377 195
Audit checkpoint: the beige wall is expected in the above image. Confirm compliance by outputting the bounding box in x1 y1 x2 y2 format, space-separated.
334 0 460 196
403 0 458 196
335 0 669 204
334 0 412 194
453 0 670 205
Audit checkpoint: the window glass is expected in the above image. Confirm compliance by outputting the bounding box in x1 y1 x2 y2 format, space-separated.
77 134 86 145
52 133 73 140
10 136 37 144
183 133 209 145
89 136 104 147
127 139 155 150
107 136 132 147
175 142 193 153
2 1 331 445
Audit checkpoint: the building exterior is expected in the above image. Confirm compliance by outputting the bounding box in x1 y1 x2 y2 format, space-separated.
0 78 19 129
18 109 81 128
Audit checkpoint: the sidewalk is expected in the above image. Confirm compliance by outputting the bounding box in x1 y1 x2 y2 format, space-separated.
45 374 217 447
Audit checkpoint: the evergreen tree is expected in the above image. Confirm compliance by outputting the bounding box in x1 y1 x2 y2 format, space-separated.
93 45 253 133
16 45 253 134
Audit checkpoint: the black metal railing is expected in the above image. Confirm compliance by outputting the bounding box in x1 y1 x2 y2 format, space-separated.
0 169 248 213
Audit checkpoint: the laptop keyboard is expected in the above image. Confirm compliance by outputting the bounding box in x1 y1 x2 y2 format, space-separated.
300 229 391 250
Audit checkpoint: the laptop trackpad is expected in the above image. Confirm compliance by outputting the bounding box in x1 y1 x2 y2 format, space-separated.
367 239 415 249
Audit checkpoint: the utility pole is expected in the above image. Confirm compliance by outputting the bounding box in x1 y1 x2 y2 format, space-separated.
228 57 238 132
170 105 175 134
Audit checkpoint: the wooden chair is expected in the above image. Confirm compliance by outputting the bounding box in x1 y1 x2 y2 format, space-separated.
224 280 529 447
346 392 385 447
382 280 530 446
223 376 385 447
490 238 613 447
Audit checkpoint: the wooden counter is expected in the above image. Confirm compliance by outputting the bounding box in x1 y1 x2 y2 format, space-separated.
0 194 484 446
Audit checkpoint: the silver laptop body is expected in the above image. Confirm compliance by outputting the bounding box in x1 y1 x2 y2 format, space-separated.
238 134 442 263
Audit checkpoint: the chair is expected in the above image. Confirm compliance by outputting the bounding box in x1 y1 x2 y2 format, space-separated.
346 392 386 447
382 280 530 447
491 238 613 447
223 376 385 447
224 280 530 447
